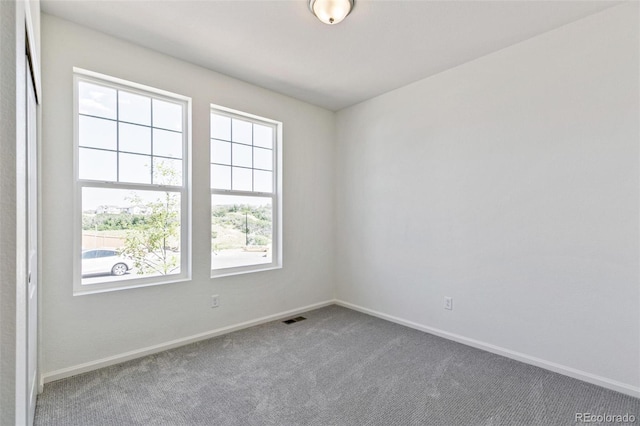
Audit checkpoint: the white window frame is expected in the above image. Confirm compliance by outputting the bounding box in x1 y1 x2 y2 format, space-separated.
210 104 283 277
73 68 192 295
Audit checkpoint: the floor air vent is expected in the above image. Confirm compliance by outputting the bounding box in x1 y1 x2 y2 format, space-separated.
283 316 307 324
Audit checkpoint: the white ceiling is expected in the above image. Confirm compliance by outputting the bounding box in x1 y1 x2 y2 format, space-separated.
41 0 620 111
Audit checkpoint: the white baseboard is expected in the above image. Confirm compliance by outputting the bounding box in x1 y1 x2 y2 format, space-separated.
41 298 640 399
41 299 336 385
335 299 640 399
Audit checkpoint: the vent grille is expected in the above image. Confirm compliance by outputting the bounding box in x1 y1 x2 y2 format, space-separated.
283 316 307 324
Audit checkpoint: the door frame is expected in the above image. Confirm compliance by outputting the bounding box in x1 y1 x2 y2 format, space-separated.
24 4 42 399
25 4 41 104
15 3 41 425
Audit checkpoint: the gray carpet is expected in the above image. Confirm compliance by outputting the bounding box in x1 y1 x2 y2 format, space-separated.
36 305 639 425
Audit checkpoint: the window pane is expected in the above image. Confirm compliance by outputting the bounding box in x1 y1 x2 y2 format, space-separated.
153 158 182 186
119 153 151 184
253 147 272 171
253 124 273 149
153 129 182 159
118 91 151 125
79 116 117 150
211 139 231 165
212 194 272 270
211 165 231 190
79 148 117 181
152 99 182 131
232 167 252 191
81 187 181 285
254 170 273 193
97 250 116 258
82 250 97 259
232 119 252 144
120 123 151 155
211 113 231 141
78 81 117 119
232 143 252 168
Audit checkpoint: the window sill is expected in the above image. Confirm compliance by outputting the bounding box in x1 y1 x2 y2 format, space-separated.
211 265 282 279
73 276 191 296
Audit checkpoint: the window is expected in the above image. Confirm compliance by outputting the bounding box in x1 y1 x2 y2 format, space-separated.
74 69 190 295
210 106 281 276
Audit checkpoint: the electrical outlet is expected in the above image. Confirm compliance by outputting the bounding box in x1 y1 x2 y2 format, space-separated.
444 297 453 311
211 295 220 308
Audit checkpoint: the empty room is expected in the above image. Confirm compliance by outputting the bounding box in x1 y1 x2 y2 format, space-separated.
1 0 639 424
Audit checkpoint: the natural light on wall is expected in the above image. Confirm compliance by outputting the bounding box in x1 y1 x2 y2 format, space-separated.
210 106 282 276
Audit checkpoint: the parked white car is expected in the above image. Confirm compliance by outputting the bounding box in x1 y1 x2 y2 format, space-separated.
81 249 133 276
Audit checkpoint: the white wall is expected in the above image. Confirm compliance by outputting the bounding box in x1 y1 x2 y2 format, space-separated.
0 1 20 420
40 15 335 376
335 3 639 392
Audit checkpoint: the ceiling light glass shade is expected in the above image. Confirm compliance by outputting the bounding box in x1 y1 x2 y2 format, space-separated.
309 0 354 25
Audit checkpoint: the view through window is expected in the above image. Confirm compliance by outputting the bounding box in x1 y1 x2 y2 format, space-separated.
210 108 280 273
76 72 189 291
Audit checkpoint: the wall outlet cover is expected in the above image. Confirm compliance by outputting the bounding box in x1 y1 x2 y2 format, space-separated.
444 297 453 310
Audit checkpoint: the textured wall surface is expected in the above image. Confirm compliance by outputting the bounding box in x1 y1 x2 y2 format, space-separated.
335 3 639 389
0 1 19 421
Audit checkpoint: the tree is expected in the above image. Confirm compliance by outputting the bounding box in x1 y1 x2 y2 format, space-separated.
120 162 180 275
211 203 272 251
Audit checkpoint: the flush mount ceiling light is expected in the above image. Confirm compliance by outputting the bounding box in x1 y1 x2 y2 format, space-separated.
309 0 354 25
